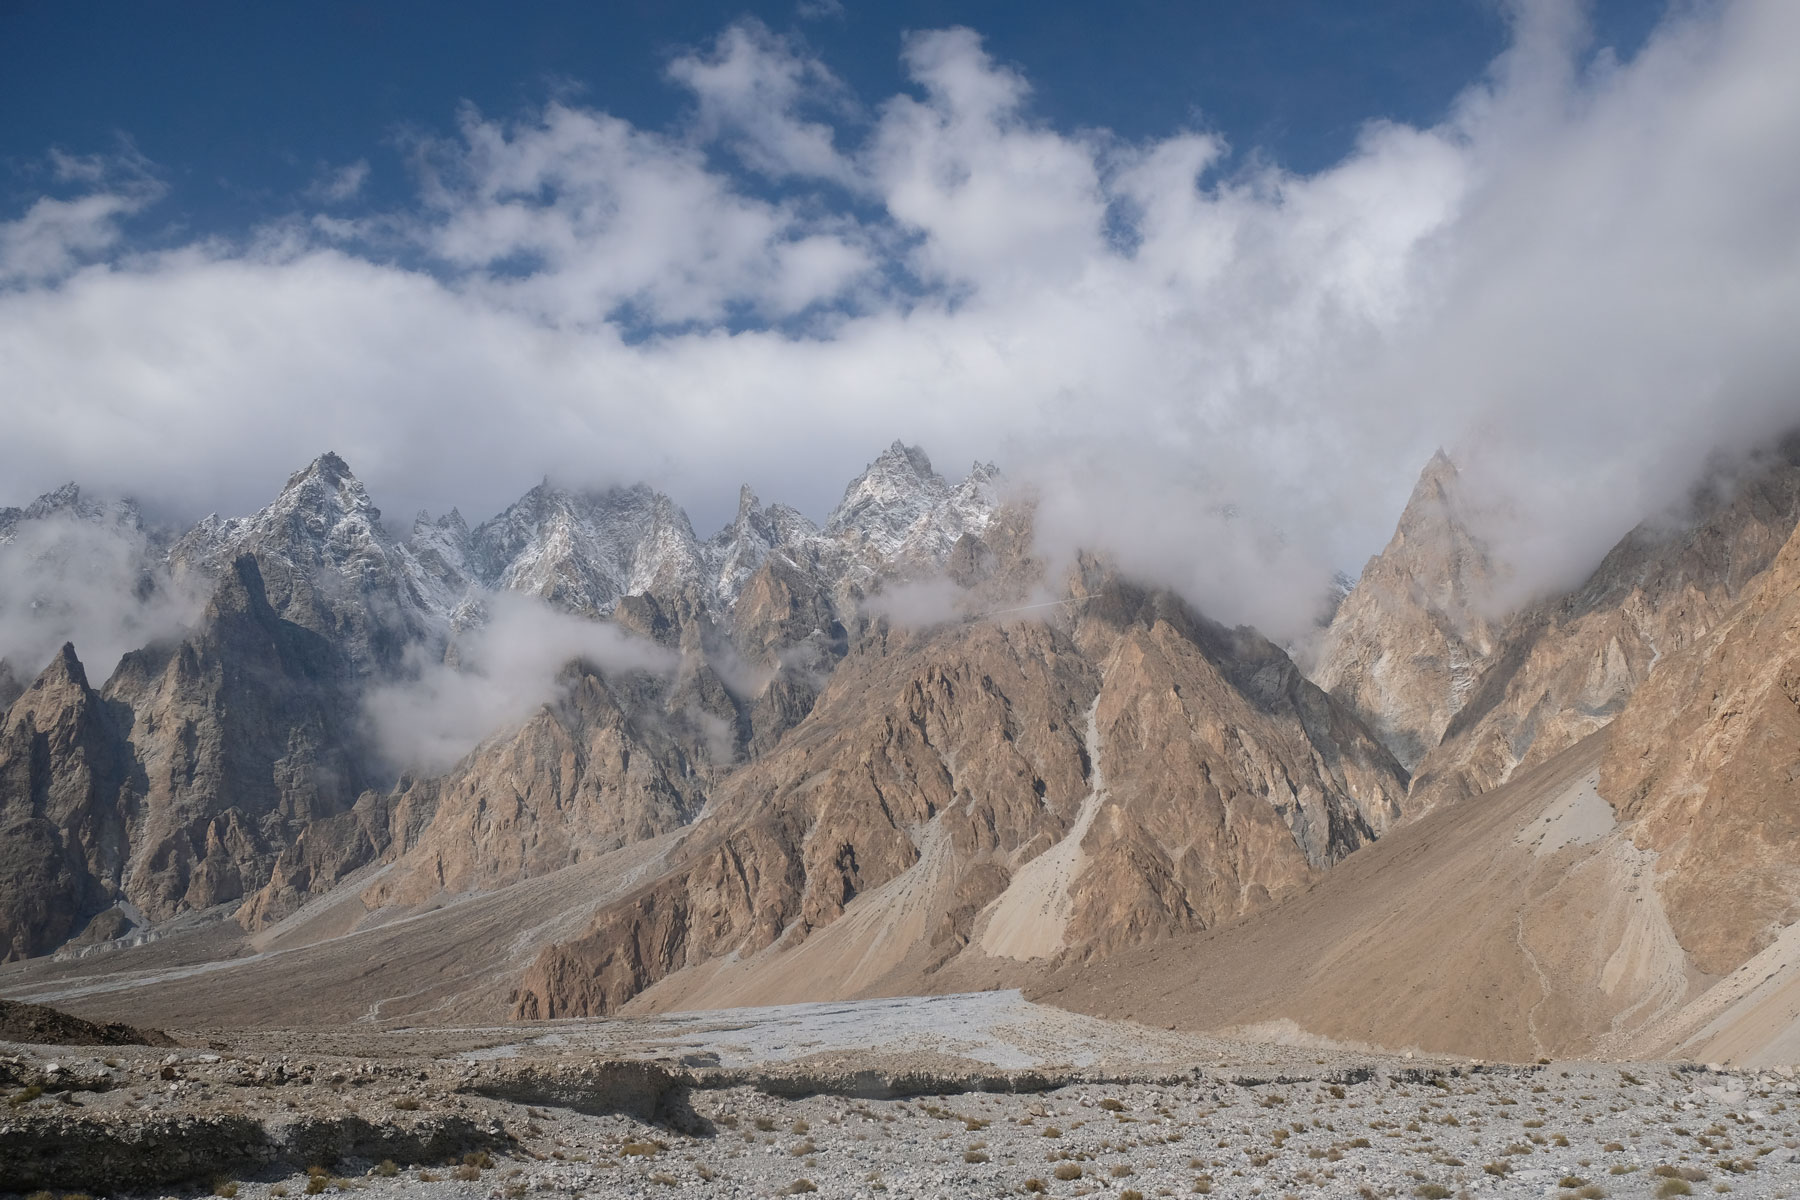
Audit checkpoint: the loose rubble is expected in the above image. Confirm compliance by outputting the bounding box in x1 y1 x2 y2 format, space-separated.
8 1011 1800 1198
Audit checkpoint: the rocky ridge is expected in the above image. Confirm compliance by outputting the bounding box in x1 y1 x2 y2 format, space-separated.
1311 451 1499 774
11 432 1800 1072
1313 443 1800 814
0 442 1004 961
507 543 1408 1019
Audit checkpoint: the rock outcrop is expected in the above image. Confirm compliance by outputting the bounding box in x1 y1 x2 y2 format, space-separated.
1312 451 1499 772
356 662 709 912
102 555 378 922
1601 508 1800 976
1409 445 1800 812
171 452 460 673
0 551 389 958
510 561 1407 1018
0 645 136 961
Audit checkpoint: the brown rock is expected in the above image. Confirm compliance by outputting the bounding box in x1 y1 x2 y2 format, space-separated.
0 644 135 961
1412 447 1800 812
1601 511 1800 975
1313 450 1500 772
510 564 1407 1018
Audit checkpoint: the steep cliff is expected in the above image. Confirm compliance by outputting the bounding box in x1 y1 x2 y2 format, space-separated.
1312 451 1500 772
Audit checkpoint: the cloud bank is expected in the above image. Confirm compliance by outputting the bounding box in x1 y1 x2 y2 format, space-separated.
3 0 1798 639
362 592 678 773
0 515 200 685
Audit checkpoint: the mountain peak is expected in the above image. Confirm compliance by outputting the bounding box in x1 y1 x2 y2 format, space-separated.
22 482 85 519
826 442 949 536
1392 450 1478 553
47 642 88 688
1311 449 1500 771
3 482 145 543
875 440 937 482
283 451 363 497
735 484 761 520
15 642 94 701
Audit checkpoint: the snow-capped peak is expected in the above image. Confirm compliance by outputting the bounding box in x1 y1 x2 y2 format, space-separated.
469 481 707 616
825 440 952 547
173 451 397 581
823 443 1000 573
703 485 822 610
1 483 144 545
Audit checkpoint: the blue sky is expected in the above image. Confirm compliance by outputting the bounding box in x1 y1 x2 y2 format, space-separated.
4 2 1659 239
2 1 1797 638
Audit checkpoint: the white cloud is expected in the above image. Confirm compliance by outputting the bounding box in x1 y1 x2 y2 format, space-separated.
311 159 370 204
0 514 201 685
862 576 965 628
668 19 860 186
2 1 1798 641
362 591 678 772
411 99 875 326
0 148 162 287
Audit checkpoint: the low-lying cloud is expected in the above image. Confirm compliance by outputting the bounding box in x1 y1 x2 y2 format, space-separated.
3 0 1798 640
362 591 677 773
0 514 201 687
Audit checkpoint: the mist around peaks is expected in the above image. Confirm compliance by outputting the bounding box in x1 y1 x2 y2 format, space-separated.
1 1 1796 642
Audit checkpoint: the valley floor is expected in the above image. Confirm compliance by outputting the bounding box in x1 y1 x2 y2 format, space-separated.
7 993 1800 1199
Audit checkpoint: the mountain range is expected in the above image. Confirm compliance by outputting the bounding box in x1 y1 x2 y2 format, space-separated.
5 436 1800 1065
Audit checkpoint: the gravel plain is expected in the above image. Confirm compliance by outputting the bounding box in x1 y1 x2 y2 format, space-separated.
6 992 1800 1200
